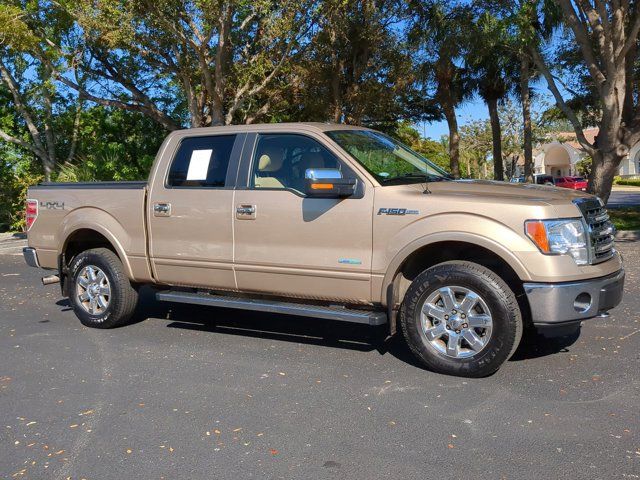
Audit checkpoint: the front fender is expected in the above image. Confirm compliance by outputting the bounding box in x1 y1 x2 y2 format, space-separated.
377 213 535 304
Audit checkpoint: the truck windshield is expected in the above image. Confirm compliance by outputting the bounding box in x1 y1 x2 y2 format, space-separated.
326 130 450 185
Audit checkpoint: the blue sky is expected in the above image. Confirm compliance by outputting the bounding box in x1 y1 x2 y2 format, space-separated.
418 78 559 141
419 95 490 140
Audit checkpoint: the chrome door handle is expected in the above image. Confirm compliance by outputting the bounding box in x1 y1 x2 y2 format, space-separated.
236 206 255 214
153 203 171 217
236 204 256 219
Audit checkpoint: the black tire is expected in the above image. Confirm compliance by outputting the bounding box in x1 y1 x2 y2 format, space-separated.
399 261 522 377
68 248 138 329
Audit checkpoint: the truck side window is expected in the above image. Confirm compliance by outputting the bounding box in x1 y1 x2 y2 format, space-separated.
168 135 236 187
251 134 342 192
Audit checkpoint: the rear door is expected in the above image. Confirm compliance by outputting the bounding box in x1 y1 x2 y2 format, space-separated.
147 133 245 289
232 132 374 303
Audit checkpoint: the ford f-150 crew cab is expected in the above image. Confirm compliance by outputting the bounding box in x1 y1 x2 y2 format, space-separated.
23 123 625 377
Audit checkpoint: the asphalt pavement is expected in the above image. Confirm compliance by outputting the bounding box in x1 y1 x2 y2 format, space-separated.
1 237 639 479
609 187 640 208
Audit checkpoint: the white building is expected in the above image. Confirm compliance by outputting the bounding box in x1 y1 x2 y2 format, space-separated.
532 128 639 178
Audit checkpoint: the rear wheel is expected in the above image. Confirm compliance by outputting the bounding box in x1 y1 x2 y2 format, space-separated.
68 248 138 328
399 261 522 377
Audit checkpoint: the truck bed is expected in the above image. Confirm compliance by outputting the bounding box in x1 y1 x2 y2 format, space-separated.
27 181 149 280
33 181 147 189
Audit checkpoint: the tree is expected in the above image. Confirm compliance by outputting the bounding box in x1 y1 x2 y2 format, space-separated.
480 0 561 183
468 10 519 181
511 1 541 183
393 121 450 171
460 119 493 179
14 0 316 130
0 3 82 180
289 0 428 127
529 0 640 202
408 0 473 179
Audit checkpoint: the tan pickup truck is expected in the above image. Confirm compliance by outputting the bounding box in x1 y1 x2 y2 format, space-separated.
23 123 624 376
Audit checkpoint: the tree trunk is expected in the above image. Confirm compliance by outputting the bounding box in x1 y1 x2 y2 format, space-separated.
212 3 232 126
330 56 343 123
40 154 54 182
442 101 460 178
520 58 533 182
487 97 503 181
588 150 623 204
471 155 479 179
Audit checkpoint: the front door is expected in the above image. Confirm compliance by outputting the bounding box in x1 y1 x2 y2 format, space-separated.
233 133 374 303
148 133 243 290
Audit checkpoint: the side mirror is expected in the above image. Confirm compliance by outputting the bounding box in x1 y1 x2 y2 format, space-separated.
305 168 356 198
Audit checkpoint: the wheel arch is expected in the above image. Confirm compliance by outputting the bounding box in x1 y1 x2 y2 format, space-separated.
382 235 532 335
63 228 124 266
58 209 134 281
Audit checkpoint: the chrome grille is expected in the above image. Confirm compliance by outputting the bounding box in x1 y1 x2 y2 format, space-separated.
574 198 615 264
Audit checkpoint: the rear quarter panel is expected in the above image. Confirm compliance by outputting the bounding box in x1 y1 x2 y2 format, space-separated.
27 185 151 281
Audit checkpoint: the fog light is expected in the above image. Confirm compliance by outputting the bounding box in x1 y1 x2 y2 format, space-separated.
573 292 591 312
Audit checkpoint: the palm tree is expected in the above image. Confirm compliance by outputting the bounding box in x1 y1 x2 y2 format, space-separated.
468 11 519 181
407 1 474 179
510 0 561 182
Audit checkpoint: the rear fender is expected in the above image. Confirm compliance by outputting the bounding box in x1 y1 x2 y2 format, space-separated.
58 207 134 279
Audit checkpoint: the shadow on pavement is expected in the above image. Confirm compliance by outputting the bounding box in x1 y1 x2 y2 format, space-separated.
510 328 581 361
56 286 581 367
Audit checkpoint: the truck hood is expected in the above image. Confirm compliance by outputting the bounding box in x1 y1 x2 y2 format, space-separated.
404 179 593 205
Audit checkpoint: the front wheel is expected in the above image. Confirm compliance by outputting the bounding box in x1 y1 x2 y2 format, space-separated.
68 248 138 329
399 261 522 377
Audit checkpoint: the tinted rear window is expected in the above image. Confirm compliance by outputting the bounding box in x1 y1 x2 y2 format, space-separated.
167 135 236 187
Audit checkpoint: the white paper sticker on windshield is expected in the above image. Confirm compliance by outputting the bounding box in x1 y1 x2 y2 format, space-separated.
186 149 212 180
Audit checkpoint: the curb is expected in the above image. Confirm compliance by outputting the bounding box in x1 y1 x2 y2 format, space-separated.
0 232 26 241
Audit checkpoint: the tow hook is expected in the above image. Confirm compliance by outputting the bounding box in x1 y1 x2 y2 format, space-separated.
42 274 60 286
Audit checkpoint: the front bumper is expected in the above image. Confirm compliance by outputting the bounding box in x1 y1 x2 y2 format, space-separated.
23 247 40 268
524 269 625 327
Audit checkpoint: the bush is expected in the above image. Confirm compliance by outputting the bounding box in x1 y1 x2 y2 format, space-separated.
0 157 43 232
615 178 640 187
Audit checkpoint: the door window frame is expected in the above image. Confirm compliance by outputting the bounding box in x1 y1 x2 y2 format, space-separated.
236 132 365 198
162 133 247 190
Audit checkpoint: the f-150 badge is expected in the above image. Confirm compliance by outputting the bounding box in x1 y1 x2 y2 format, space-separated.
377 208 419 215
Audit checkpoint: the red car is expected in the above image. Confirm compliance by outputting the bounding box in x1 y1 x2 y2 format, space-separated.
554 176 588 191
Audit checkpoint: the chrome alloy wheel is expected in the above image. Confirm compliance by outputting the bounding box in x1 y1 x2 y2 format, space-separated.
76 265 111 315
419 286 493 359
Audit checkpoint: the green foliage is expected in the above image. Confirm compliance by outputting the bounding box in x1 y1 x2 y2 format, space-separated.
0 106 165 231
0 4 40 51
57 107 166 181
614 177 640 187
0 156 43 232
577 158 592 177
393 122 450 172
459 119 493 179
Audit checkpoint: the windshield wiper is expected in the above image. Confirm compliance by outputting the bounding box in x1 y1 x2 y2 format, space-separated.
381 173 448 184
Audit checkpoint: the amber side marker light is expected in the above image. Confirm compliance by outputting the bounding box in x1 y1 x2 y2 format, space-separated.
310 183 334 190
525 221 550 253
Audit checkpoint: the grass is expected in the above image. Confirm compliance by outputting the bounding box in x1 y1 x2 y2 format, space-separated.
608 206 640 231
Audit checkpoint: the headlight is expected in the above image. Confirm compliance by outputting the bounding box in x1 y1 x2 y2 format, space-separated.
525 219 589 265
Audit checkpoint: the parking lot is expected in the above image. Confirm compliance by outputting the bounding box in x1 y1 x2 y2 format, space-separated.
1 236 639 480
609 186 640 208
